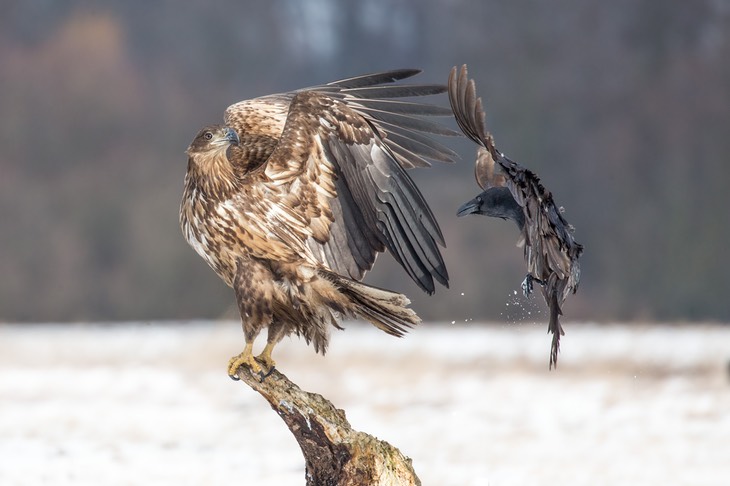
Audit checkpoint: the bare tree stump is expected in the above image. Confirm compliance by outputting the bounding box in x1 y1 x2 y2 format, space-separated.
232 365 421 486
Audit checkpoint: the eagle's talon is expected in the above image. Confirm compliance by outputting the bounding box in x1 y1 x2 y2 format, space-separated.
255 343 277 378
257 366 276 382
228 347 262 379
254 358 276 382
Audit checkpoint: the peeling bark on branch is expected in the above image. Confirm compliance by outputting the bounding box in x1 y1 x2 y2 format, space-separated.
232 366 421 486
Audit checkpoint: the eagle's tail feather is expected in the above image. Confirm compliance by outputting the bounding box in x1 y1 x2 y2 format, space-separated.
317 269 421 337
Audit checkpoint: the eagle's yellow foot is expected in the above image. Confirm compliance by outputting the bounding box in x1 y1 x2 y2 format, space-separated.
255 342 277 379
227 342 261 381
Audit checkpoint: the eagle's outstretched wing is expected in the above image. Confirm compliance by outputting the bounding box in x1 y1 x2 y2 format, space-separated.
224 70 457 294
449 64 583 368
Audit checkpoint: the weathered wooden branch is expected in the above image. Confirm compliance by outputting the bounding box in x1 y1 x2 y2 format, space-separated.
232 365 421 486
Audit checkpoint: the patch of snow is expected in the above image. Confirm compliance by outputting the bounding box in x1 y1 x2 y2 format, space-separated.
1 321 728 485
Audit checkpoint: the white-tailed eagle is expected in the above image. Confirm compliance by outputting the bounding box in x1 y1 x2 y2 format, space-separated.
181 70 457 378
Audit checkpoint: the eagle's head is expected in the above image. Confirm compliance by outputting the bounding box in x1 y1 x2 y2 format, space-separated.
186 125 239 156
184 125 241 197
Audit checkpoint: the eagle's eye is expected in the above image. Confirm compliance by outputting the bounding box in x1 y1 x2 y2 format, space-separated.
203 131 213 141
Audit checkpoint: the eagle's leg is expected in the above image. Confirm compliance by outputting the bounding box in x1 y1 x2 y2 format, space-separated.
230 261 272 380
255 341 277 376
227 340 262 380
254 321 286 378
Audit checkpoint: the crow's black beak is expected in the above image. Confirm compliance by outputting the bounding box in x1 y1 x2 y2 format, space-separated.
224 127 240 145
456 197 480 217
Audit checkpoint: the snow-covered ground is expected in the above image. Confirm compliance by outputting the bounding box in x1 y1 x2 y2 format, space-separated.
1 321 728 485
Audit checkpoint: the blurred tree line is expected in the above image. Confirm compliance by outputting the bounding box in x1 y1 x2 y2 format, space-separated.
0 0 728 323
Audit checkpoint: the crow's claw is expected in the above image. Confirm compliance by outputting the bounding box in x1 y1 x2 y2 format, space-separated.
521 274 545 297
521 274 534 297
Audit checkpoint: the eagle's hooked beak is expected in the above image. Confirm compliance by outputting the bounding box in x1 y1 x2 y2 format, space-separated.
224 127 240 146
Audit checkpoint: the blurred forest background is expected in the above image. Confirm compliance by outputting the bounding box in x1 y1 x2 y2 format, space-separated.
0 0 728 324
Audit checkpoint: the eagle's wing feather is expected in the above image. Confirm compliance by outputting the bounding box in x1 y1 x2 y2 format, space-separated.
225 70 460 170
323 137 448 292
326 84 449 99
224 94 292 139
313 70 461 169
379 128 457 164
223 191 312 264
233 88 446 293
221 93 335 264
315 69 425 89
222 70 453 292
343 99 455 116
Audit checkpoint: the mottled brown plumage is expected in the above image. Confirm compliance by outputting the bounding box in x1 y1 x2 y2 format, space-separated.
449 65 583 369
181 70 457 378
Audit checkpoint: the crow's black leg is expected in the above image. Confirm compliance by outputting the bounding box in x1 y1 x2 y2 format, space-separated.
521 274 545 297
